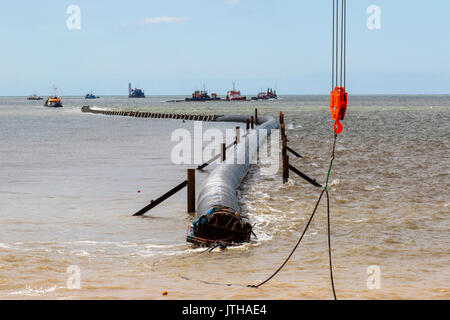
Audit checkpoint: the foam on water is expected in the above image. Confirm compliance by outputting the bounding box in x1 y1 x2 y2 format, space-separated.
9 286 57 297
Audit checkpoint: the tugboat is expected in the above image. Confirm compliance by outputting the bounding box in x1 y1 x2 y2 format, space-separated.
44 86 63 108
185 90 221 101
27 94 43 101
128 82 145 98
226 83 247 101
85 90 100 99
251 88 278 100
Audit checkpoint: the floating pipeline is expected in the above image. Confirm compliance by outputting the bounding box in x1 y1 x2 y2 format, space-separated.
81 106 279 247
81 105 222 122
187 115 279 247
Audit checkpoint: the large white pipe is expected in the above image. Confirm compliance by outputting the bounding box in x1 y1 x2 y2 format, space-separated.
196 115 279 218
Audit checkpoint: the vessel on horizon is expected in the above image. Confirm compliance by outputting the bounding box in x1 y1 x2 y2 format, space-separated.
44 86 63 108
226 83 247 101
128 82 145 98
185 90 221 102
85 90 100 99
251 88 277 100
27 94 43 101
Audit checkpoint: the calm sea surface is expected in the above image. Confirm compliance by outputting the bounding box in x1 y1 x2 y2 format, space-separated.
0 95 448 299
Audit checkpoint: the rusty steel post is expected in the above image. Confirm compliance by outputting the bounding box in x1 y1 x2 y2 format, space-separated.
187 169 196 213
283 155 289 184
221 143 226 162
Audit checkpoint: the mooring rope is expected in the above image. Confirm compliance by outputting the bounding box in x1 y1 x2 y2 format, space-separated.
326 189 337 300
247 189 326 289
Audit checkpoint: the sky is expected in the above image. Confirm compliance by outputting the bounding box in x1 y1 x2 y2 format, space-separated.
0 0 449 96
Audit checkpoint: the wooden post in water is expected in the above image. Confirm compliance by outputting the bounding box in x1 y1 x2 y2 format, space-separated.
250 116 254 129
255 108 258 125
283 155 289 184
246 119 250 131
236 126 240 144
187 169 196 213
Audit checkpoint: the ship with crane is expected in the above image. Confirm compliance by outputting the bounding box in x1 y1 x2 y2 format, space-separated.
185 84 221 101
251 88 278 100
226 83 247 101
177 83 279 103
185 90 221 101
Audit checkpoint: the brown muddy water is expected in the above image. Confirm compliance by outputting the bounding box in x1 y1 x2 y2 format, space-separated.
0 95 448 299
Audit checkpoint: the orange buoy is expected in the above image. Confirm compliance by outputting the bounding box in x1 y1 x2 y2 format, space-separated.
162 291 168 296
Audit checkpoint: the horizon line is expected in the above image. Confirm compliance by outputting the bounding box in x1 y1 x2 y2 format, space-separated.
2 93 450 97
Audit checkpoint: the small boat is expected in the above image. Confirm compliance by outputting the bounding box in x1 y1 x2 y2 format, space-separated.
44 96 63 108
44 86 63 108
27 94 43 101
251 88 278 100
85 90 99 99
226 83 247 101
128 82 145 98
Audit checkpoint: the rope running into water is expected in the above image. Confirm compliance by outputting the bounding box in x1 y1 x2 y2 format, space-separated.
247 134 338 300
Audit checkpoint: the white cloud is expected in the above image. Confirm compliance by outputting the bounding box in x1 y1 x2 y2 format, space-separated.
141 16 189 25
